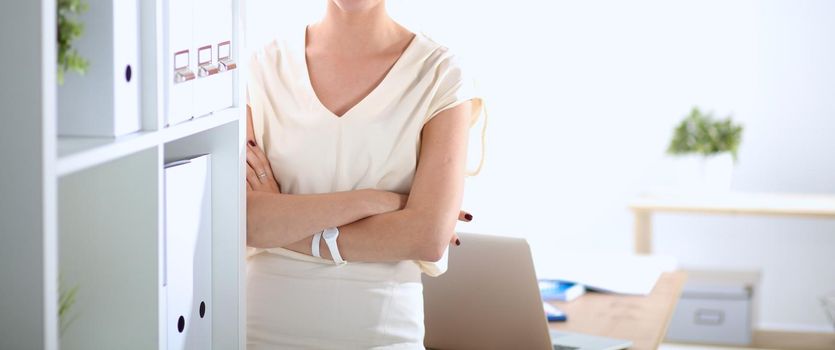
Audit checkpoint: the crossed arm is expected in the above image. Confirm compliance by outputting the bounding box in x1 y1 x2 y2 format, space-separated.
246 102 472 262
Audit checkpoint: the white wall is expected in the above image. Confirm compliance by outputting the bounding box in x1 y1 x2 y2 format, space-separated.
246 0 835 332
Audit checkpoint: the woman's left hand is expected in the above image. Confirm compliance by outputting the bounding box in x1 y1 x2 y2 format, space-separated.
246 140 281 193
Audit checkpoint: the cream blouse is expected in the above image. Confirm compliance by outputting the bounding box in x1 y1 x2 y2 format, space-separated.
246 31 482 275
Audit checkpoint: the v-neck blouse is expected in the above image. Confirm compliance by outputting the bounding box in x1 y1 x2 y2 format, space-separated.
299 30 420 119
247 32 481 274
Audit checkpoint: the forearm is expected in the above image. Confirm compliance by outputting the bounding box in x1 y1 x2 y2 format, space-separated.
246 189 404 248
281 103 472 262
339 207 458 262
284 207 458 263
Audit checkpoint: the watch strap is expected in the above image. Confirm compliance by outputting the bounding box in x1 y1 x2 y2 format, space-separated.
323 227 346 265
311 231 322 258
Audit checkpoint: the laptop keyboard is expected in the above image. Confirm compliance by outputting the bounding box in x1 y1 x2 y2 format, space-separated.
553 346 580 350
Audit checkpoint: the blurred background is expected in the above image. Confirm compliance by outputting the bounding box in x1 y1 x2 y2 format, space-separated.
246 0 835 338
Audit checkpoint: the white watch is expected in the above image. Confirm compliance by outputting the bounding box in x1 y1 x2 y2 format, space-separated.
311 231 322 258
322 227 346 265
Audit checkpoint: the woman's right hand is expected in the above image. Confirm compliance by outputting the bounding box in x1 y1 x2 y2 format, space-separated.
246 140 280 193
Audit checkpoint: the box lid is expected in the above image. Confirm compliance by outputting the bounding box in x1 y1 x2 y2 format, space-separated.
682 284 751 300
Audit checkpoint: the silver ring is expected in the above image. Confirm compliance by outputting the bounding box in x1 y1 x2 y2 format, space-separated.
258 172 267 178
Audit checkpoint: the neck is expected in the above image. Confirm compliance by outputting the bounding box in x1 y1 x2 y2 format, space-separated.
309 1 403 55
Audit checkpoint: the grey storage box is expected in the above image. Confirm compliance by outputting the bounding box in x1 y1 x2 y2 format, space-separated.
666 269 759 346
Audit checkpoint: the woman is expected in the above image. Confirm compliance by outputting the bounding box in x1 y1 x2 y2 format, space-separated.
245 0 482 348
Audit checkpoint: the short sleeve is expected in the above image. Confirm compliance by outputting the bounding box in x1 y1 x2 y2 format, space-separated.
246 50 261 108
424 55 484 126
246 50 268 147
416 247 449 277
245 80 252 107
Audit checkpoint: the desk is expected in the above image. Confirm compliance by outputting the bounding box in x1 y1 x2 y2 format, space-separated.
548 271 687 350
629 192 835 254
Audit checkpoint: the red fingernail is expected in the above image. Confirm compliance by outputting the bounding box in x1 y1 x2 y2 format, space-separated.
248 140 256 147
464 213 473 221
455 238 461 246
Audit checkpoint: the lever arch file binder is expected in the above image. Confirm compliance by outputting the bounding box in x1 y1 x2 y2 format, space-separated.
165 0 237 126
58 0 140 137
164 155 212 350
165 0 196 126
192 0 235 118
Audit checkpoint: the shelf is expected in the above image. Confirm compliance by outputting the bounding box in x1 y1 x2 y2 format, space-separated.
630 192 835 254
57 108 240 176
158 108 241 144
57 130 157 177
4 0 246 348
629 192 835 218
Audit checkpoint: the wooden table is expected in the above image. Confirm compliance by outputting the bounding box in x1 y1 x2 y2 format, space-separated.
629 192 835 254
548 271 687 350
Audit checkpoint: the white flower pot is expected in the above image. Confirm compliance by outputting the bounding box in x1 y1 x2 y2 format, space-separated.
673 153 735 193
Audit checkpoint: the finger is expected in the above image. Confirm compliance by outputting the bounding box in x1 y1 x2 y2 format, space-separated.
247 151 271 185
246 140 268 167
450 233 461 246
268 176 281 192
251 142 277 178
254 147 273 177
458 210 473 222
246 147 267 184
247 142 280 192
246 147 261 171
250 141 269 164
246 180 253 191
246 164 262 190
246 145 262 169
246 110 256 146
246 139 279 183
246 164 256 185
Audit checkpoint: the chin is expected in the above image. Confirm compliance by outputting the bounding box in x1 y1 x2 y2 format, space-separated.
330 0 385 12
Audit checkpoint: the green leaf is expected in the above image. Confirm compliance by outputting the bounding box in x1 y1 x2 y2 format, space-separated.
58 274 80 336
667 106 744 161
56 0 89 85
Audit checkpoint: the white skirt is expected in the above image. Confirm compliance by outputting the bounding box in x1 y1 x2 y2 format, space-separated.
246 249 426 349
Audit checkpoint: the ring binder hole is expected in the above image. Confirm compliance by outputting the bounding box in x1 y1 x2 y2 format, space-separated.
125 65 132 82
177 315 185 333
199 301 206 318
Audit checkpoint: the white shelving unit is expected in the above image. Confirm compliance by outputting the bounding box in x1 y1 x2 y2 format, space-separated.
0 1 246 349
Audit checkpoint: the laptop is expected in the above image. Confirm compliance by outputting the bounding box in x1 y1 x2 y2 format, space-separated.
423 233 632 350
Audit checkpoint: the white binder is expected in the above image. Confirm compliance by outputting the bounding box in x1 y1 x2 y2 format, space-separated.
193 0 236 117
165 0 196 126
164 155 212 350
58 0 140 137
212 0 236 113
166 0 236 125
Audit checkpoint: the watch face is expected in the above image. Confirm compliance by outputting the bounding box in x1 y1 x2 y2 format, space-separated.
323 227 338 239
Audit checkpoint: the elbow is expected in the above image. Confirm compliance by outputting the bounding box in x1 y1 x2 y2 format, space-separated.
417 246 447 263
413 225 454 262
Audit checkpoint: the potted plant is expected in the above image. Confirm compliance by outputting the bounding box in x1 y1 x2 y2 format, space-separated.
667 107 743 192
57 0 89 84
58 275 79 337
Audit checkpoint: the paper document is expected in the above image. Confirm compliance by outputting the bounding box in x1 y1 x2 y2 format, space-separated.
535 251 677 296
